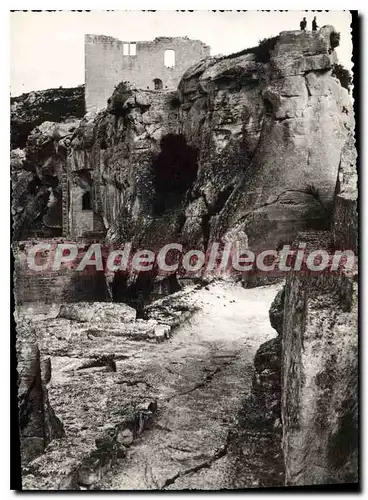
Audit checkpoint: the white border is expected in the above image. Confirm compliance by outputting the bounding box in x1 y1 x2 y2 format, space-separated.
2 1 366 497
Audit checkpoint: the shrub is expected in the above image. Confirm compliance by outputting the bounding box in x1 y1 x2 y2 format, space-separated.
332 63 352 92
222 35 279 64
330 31 341 49
108 81 133 115
254 36 280 63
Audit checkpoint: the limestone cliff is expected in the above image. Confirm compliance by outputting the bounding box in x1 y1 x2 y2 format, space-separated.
11 86 85 239
12 28 353 253
12 119 81 239
63 27 353 252
280 128 358 485
245 126 358 486
11 85 85 149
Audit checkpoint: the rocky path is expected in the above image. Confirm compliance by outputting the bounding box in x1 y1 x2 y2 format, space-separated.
20 282 281 490
98 283 280 490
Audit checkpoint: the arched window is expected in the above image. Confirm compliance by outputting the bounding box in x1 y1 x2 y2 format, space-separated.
153 78 163 90
164 49 175 68
82 191 92 210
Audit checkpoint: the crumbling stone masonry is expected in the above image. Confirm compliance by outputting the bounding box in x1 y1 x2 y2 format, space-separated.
85 35 210 112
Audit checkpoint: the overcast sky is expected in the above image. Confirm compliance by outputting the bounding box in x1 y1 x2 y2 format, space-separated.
10 10 353 96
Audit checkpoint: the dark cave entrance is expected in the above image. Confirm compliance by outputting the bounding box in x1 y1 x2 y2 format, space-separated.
67 272 109 302
111 271 155 318
111 271 182 318
152 133 199 215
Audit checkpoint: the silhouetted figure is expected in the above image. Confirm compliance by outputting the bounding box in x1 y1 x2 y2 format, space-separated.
300 17 307 31
312 16 318 31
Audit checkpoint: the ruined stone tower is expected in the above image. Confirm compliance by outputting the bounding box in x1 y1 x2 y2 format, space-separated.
85 34 210 112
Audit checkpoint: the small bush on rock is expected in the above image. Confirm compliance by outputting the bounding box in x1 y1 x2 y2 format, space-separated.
332 64 352 92
330 31 341 49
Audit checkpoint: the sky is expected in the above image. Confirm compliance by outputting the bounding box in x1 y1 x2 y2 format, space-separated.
10 10 353 96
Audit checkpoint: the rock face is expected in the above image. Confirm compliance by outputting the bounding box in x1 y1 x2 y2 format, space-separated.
12 28 354 258
16 320 65 464
54 27 353 253
281 135 358 485
282 271 357 486
12 119 81 239
243 288 285 430
11 85 85 149
11 29 352 248
178 27 353 250
241 108 357 486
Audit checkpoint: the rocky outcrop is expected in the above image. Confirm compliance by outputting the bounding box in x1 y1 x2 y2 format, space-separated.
53 27 352 255
16 285 199 489
12 119 81 239
280 133 358 485
240 107 357 485
242 288 285 430
67 84 182 244
11 85 85 149
11 28 353 254
179 27 353 250
16 320 64 465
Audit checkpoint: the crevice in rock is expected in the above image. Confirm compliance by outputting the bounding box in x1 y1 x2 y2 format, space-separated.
167 366 221 400
161 432 231 489
116 379 156 390
77 354 117 372
167 358 235 401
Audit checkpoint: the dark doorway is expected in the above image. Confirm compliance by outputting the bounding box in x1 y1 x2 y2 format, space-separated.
153 78 163 90
82 191 92 210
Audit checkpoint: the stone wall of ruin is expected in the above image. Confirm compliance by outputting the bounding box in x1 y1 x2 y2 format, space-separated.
85 35 210 112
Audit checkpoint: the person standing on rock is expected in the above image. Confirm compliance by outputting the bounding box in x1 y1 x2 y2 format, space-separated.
300 17 307 31
312 16 319 31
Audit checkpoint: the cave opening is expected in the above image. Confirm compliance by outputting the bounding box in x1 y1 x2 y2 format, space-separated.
111 271 155 318
111 271 182 318
152 133 198 215
66 272 109 302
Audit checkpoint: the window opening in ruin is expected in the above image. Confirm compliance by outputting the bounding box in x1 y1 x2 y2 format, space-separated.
123 43 129 56
129 43 136 56
164 49 175 68
82 191 92 210
153 78 163 90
